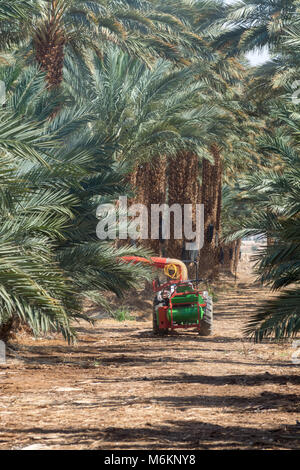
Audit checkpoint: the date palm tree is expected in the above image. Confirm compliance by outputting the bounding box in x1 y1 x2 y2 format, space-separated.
0 60 154 341
227 107 300 341
22 0 209 88
212 0 297 55
69 48 221 254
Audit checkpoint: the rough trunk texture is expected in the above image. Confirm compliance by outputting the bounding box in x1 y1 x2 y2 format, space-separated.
233 239 242 277
123 151 200 261
125 158 167 255
168 151 199 260
34 1 65 89
0 316 31 343
222 242 236 275
199 144 223 280
143 157 167 255
0 317 14 342
220 240 242 277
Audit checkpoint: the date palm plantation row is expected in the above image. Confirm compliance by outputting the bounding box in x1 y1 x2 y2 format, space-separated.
0 0 299 342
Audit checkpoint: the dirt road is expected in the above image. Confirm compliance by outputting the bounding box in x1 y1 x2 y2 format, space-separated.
0 279 299 450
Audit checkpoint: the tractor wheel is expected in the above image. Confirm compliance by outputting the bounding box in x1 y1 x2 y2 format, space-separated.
199 296 213 336
153 302 168 336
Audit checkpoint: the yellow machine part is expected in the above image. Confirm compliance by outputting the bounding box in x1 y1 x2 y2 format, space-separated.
164 263 181 280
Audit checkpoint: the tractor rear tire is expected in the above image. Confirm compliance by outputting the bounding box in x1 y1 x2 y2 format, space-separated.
199 296 213 336
153 302 168 336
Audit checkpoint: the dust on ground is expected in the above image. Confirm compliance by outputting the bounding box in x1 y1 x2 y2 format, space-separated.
0 269 299 450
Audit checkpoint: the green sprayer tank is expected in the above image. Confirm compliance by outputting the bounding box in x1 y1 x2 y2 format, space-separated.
167 292 204 324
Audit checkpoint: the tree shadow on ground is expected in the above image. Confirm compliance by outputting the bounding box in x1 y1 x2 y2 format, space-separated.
60 390 299 414
101 419 300 449
1 420 299 449
94 371 300 386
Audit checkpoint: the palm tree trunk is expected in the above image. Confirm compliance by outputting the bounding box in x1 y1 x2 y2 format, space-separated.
222 241 236 275
220 236 242 277
233 239 242 277
0 316 14 342
34 1 65 89
199 143 222 279
127 158 167 254
168 151 199 260
144 157 167 255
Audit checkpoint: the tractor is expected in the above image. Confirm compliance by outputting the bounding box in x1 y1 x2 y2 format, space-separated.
121 256 213 336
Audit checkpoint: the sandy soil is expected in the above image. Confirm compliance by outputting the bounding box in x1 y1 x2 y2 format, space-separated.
0 272 299 450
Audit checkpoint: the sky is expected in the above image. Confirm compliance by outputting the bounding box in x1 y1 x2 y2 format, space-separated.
246 48 270 66
223 0 271 66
